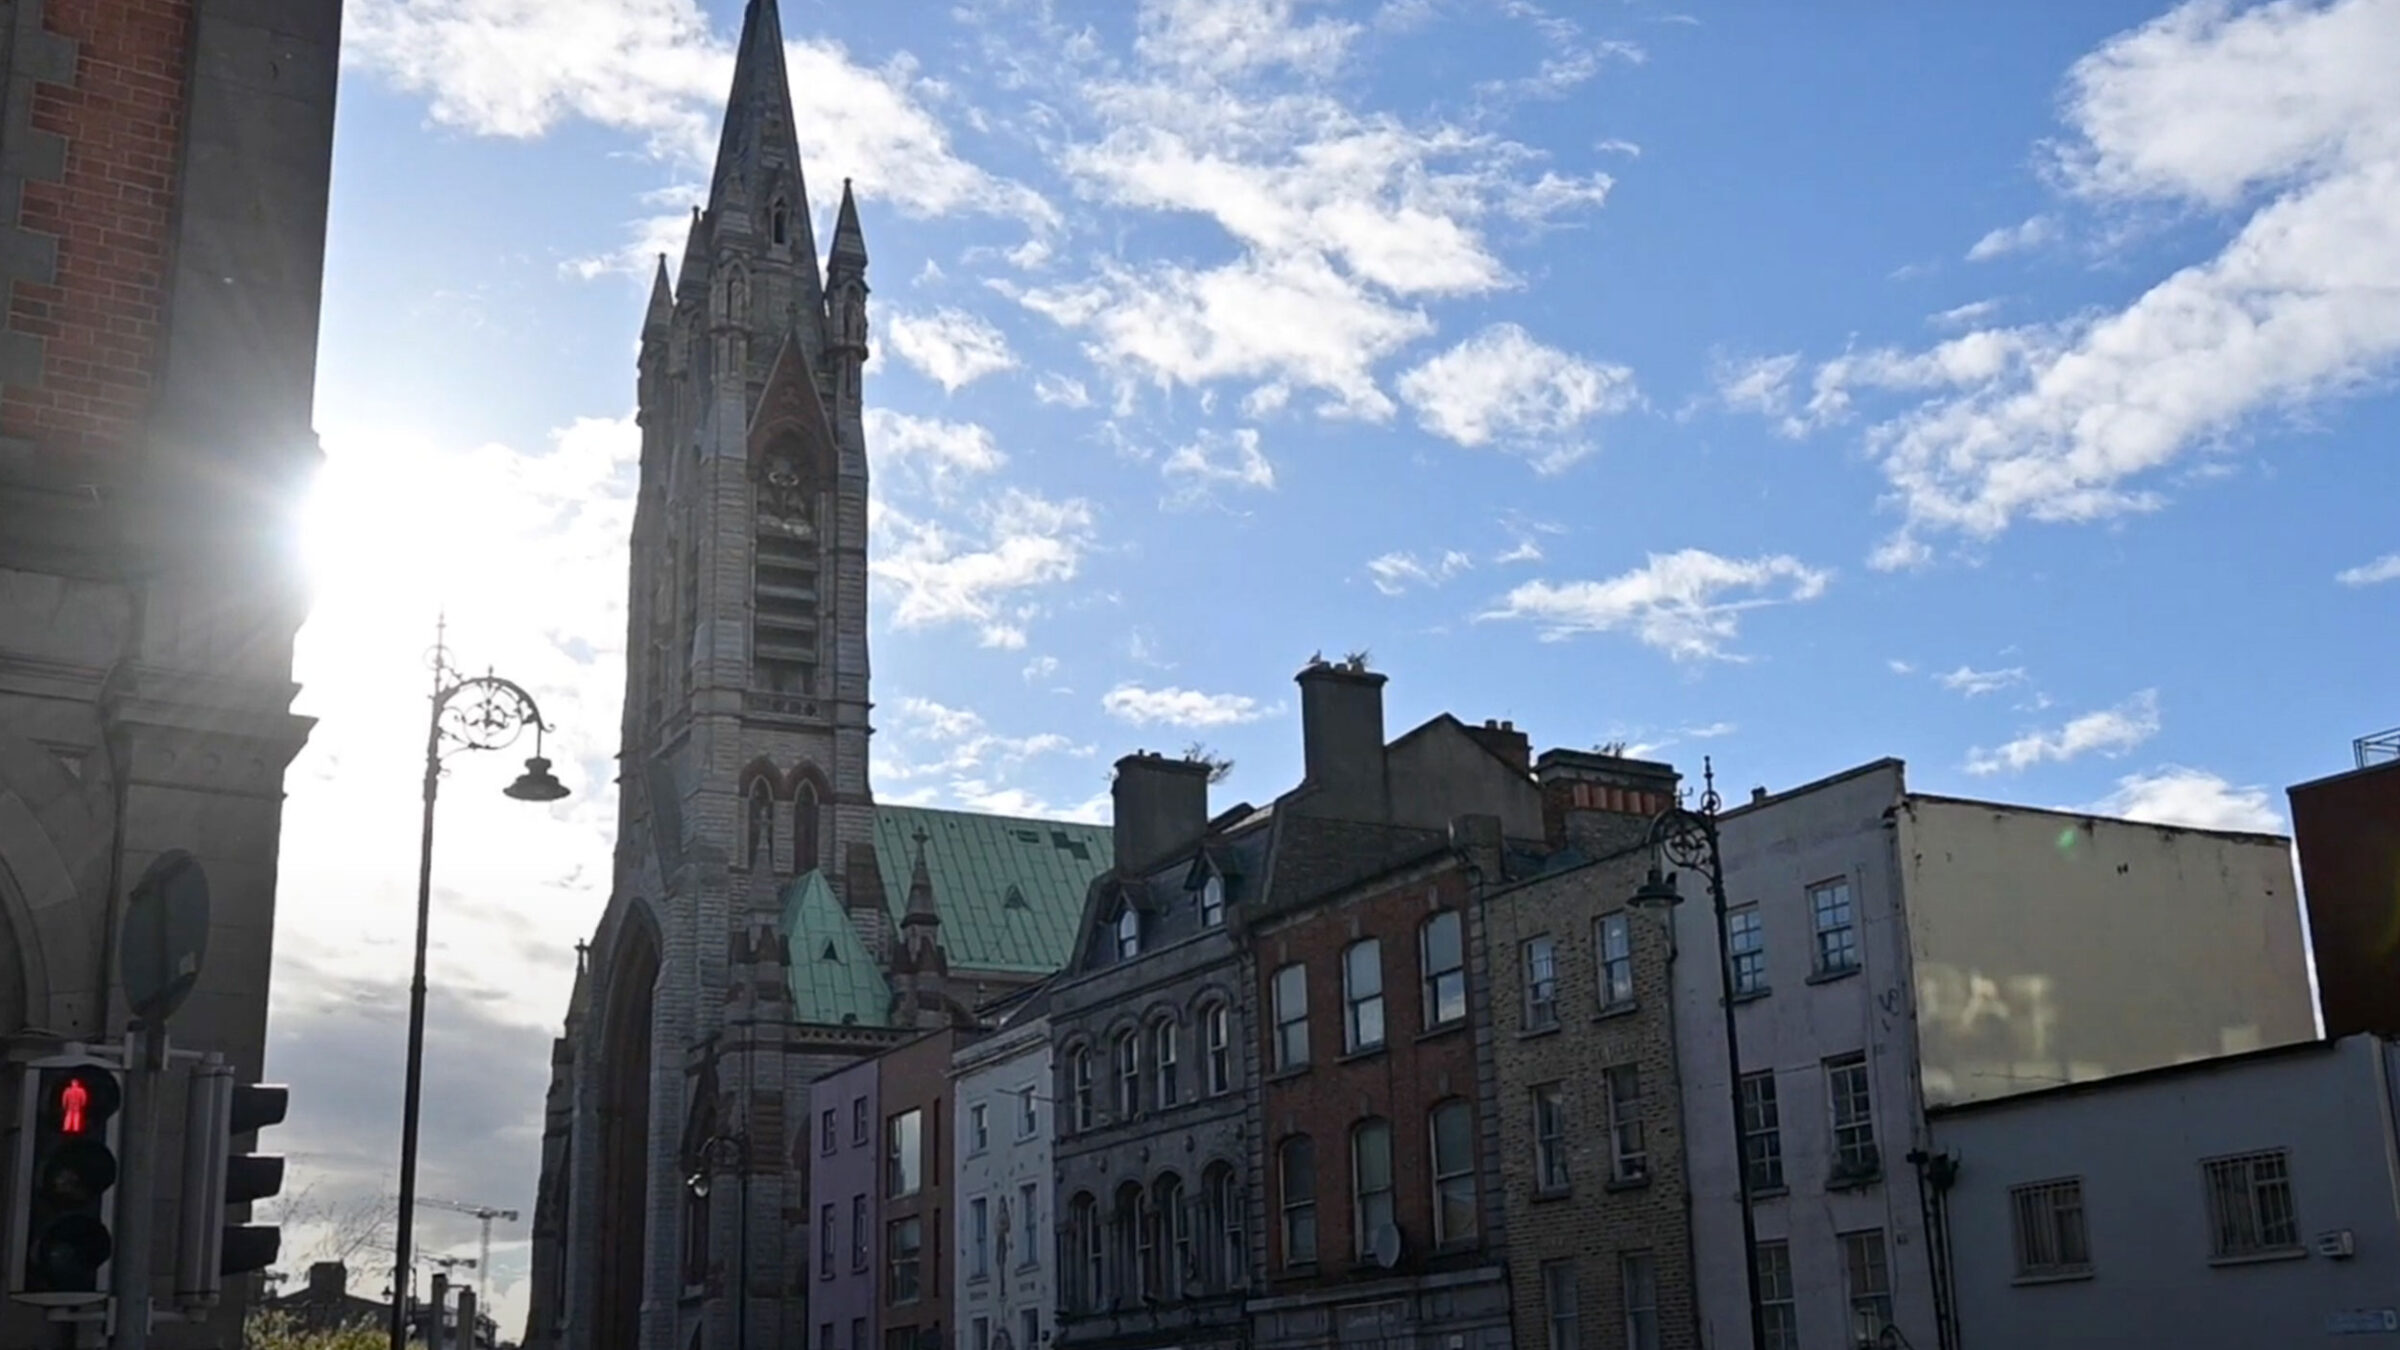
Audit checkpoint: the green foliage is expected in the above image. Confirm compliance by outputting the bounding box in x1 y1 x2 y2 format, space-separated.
243 1307 394 1350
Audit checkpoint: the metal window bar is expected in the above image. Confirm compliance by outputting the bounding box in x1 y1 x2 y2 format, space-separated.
2009 1179 2090 1275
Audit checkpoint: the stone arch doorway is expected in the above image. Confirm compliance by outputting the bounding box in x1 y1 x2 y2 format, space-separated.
595 911 661 1350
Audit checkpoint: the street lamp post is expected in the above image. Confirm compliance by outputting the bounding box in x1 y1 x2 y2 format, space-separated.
687 1132 752 1350
1627 757 1767 1350
389 621 569 1350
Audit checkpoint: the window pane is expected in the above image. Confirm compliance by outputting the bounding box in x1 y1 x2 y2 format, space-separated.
1355 1121 1392 1190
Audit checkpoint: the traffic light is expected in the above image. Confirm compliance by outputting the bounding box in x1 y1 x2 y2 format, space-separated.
7 1054 124 1305
174 1063 287 1299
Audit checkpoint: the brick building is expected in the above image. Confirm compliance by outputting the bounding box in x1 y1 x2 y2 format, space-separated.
0 0 339 1343
878 1026 982 1350
1480 750 1695 1350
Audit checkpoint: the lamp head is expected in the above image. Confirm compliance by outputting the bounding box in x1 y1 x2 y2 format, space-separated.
505 756 570 803
686 1169 712 1199
1629 865 1683 911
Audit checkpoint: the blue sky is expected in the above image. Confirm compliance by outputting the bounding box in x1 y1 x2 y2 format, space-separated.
267 0 2400 1324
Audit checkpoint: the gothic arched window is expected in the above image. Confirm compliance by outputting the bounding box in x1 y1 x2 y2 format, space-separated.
772 199 789 247
746 779 775 870
793 780 821 875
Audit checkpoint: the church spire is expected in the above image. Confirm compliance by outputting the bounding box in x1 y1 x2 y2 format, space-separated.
643 254 674 337
708 0 817 249
830 178 866 273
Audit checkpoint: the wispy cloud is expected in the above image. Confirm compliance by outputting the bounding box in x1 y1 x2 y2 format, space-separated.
1964 214 2056 262
886 307 1020 392
1160 427 1277 506
1966 689 2161 775
2079 765 2284 834
1396 323 1638 472
1480 549 1832 660
1936 664 2028 697
2336 553 2400 586
1365 549 1474 595
871 489 1096 649
1101 682 1276 728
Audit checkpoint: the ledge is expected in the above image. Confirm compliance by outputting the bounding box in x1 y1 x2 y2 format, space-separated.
1417 1020 1467 1043
1604 1173 1652 1194
1517 1022 1562 1042
1746 1184 1790 1201
1730 986 1772 1005
1826 1168 1882 1193
1806 966 1861 987
1595 1002 1640 1023
1266 1064 1312 1084
2208 1247 2308 1268
1339 1044 1389 1065
2011 1269 2094 1286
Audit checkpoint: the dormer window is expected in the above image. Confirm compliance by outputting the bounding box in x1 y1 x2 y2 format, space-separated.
1114 905 1140 960
1199 874 1226 929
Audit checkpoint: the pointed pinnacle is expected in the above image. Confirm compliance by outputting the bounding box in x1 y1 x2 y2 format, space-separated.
644 254 674 333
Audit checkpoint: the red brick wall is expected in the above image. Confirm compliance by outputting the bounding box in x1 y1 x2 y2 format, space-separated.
2291 761 2400 1039
4 0 191 459
1255 863 1486 1279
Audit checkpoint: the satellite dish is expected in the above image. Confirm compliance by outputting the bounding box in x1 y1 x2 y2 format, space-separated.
1367 1223 1401 1269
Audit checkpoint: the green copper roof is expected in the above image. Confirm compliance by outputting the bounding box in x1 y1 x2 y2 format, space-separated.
871 805 1111 975
781 870 891 1028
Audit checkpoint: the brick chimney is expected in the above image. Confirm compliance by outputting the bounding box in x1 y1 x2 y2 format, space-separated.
1535 748 1681 854
307 1259 346 1299
1295 658 1390 821
1111 752 1213 874
1464 718 1531 774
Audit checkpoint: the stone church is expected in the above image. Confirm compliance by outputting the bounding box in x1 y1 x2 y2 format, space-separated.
521 4 1111 1347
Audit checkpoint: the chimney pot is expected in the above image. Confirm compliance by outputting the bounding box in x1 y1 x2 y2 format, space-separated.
1751 786 1767 803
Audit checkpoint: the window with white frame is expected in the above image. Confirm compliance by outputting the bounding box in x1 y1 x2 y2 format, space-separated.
1826 1053 1877 1175
1606 1064 1647 1182
1207 1163 1244 1289
1018 1085 1038 1138
1739 1071 1784 1193
2010 1177 2091 1277
1199 873 1225 928
1280 1136 1317 1267
1540 1260 1576 1350
1273 963 1310 1069
820 1107 836 1154
1114 904 1140 960
1070 1193 1101 1311
1344 939 1386 1052
1155 1173 1187 1297
1153 1018 1181 1108
1019 1181 1040 1269
968 1101 988 1154
1728 904 1765 995
851 1095 867 1144
1523 935 1559 1030
1114 1030 1140 1119
1596 913 1634 1009
970 1196 990 1278
1430 1099 1477 1245
1420 910 1467 1027
1205 1003 1232 1095
1071 1046 1094 1132
888 1216 923 1304
1352 1119 1395 1259
2203 1149 2300 1259
886 1109 922 1198
1841 1229 1892 1348
1622 1252 1659 1350
1811 878 1858 974
1755 1241 1798 1350
1533 1082 1569 1193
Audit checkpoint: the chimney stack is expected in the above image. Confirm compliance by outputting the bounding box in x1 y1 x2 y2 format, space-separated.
307 1260 346 1299
1535 748 1681 854
1295 658 1390 821
1465 718 1532 775
1111 751 1213 874
1751 786 1768 804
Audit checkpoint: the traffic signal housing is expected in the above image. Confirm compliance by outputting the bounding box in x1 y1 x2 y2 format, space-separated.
175 1063 288 1301
7 1054 124 1306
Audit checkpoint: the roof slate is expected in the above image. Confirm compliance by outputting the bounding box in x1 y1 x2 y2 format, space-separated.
870 805 1112 975
780 870 891 1027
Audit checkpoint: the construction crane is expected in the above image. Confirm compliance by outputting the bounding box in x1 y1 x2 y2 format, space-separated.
413 1195 519 1291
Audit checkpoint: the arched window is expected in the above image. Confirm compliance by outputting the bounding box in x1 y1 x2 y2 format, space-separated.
1114 904 1140 960
1420 910 1466 1028
1112 1182 1143 1307
1430 1099 1477 1245
1278 1136 1316 1268
745 778 775 870
1202 1002 1232 1096
1114 1030 1140 1120
793 779 821 875
1069 1045 1094 1132
1203 1162 1244 1291
1155 1172 1189 1299
772 198 789 247
1198 873 1225 927
1069 1192 1102 1312
1343 938 1385 1052
1152 1018 1180 1108
1351 1118 1394 1261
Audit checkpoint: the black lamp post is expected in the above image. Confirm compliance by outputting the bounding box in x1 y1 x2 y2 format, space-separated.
1627 757 1766 1350
389 620 568 1350
687 1131 752 1350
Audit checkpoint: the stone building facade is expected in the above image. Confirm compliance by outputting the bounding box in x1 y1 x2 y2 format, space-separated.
523 5 1111 1347
1050 752 1258 1350
0 0 339 1343
1480 751 1696 1350
951 995 1055 1350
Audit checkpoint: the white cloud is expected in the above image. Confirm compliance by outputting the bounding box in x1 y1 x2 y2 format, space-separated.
1102 682 1274 728
2336 553 2400 586
1033 373 1093 408
865 409 1006 493
1396 323 1638 472
1748 0 2400 567
875 696 1090 784
1479 549 1832 660
1365 549 1473 595
1928 298 2003 329
1888 658 1917 675
1134 0 1361 79
1161 427 1277 504
347 0 1055 226
871 488 1096 648
1684 721 1738 739
1936 664 2028 697
1022 655 1061 683
1965 689 2161 775
885 307 1020 392
2080 765 2285 834
1963 214 2056 261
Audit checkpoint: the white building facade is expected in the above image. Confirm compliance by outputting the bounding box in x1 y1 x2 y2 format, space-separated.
1672 759 2317 1350
953 1005 1056 1350
1929 1033 2400 1348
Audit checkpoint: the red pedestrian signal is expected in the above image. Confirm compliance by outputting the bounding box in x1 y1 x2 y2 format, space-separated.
58 1077 90 1135
8 1056 124 1305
